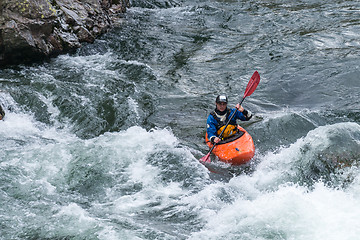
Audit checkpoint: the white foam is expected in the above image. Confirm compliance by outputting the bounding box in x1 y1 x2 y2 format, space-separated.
189 181 360 240
186 122 360 239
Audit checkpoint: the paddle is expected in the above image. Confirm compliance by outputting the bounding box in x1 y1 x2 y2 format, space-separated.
200 71 260 163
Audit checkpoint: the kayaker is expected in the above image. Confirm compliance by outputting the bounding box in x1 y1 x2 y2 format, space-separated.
0 104 5 120
207 95 252 144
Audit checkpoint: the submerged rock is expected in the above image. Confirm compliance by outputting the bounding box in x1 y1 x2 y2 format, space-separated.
0 0 129 66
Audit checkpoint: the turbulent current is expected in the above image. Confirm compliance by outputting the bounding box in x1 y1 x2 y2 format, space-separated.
1 0 360 239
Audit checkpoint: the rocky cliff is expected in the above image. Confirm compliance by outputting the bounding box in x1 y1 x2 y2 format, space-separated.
0 0 129 66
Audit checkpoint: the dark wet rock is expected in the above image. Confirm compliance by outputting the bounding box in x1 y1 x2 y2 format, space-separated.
0 0 129 66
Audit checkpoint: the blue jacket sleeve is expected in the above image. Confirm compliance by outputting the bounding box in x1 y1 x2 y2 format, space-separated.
231 108 248 122
206 114 218 141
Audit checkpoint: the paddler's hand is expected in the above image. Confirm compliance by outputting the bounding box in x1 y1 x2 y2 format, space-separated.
235 103 244 112
210 136 222 143
214 137 221 143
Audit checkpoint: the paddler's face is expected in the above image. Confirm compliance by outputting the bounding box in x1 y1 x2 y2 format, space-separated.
216 102 227 112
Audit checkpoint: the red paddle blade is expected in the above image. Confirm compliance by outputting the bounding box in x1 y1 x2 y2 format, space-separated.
199 152 211 163
243 71 260 98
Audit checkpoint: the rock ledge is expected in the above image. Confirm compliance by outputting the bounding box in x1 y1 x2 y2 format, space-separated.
0 0 129 66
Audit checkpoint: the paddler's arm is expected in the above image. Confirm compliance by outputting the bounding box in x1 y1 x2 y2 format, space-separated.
235 104 252 121
206 115 221 143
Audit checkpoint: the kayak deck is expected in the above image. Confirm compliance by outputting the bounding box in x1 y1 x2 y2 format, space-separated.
205 125 255 165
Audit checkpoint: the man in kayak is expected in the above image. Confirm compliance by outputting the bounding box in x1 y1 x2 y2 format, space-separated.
0 104 5 120
207 95 252 144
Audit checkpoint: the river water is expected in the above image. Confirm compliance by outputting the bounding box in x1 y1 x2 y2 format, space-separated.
1 0 360 239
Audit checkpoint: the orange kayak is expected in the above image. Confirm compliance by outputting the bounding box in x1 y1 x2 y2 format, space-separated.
205 125 255 165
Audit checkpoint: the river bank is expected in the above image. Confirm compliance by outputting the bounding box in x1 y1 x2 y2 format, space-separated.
0 0 129 67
